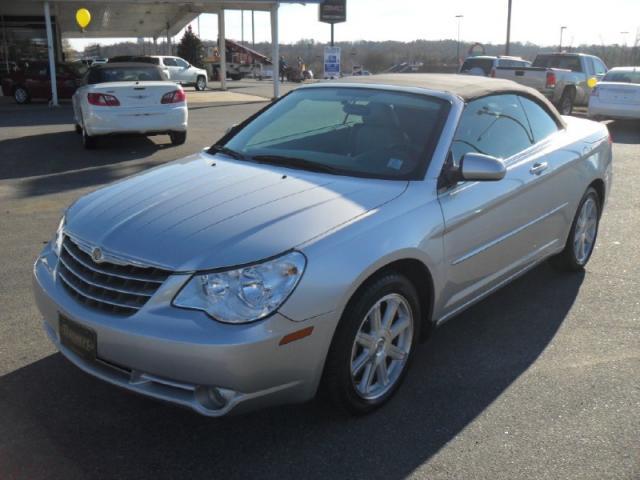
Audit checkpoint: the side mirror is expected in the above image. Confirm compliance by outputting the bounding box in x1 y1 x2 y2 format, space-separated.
460 153 506 181
225 124 238 135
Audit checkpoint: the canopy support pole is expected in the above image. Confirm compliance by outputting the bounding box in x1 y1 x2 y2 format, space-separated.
271 3 280 100
43 2 58 107
218 9 227 90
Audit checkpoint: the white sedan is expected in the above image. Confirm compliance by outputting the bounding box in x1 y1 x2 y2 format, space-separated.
588 67 640 121
72 63 188 149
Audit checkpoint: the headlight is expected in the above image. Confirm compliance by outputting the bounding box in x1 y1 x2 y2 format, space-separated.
53 215 65 256
173 251 306 324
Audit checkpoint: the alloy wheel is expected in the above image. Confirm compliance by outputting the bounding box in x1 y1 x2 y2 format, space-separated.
15 88 27 103
350 293 414 400
573 196 598 264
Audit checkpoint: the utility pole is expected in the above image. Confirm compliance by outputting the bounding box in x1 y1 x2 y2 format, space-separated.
455 15 464 66
505 0 512 55
252 10 255 49
331 23 334 47
559 26 567 51
241 10 244 44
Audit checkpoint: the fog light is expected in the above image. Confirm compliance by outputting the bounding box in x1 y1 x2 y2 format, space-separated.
195 385 236 410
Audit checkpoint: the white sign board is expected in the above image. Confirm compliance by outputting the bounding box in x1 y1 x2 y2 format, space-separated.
324 46 341 79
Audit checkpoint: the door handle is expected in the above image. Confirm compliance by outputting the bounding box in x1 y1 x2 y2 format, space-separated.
530 162 548 175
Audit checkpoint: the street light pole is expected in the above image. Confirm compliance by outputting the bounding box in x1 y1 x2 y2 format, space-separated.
559 26 567 51
455 15 464 66
505 0 512 55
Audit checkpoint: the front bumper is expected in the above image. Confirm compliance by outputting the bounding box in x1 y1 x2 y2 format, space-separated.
84 104 188 137
32 245 336 416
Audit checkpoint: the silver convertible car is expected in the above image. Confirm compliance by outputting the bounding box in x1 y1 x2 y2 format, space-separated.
33 74 612 416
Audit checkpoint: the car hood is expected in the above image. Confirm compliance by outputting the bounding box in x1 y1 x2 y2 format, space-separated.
65 152 408 271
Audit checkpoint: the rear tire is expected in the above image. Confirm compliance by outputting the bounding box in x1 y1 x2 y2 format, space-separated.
169 131 187 145
82 127 98 149
14 86 30 104
550 187 600 271
322 272 421 415
195 75 207 91
557 88 576 116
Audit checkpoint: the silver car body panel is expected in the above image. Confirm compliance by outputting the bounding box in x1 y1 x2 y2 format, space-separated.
33 81 613 415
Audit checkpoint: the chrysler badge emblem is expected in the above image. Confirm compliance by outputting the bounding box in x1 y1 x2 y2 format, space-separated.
91 247 104 263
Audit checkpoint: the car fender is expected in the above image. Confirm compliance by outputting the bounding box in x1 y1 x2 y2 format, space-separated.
279 180 446 324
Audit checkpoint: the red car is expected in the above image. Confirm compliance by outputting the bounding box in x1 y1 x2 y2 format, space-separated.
1 61 83 104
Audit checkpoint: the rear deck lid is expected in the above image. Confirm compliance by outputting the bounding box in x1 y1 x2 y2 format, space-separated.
88 81 181 108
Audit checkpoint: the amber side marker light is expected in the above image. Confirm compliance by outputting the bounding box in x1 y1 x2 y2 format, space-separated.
279 326 314 346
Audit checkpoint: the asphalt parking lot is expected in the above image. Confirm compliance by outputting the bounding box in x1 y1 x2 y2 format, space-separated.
0 85 638 480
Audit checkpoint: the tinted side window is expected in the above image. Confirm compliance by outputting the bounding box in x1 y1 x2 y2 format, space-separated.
518 96 558 143
451 94 533 163
163 58 177 67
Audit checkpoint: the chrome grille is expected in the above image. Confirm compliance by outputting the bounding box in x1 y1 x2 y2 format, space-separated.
57 236 171 316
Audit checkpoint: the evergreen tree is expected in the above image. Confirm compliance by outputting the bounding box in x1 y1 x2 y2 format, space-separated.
177 25 204 67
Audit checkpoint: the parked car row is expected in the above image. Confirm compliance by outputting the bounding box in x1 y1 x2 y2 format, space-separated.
461 53 609 115
0 55 207 105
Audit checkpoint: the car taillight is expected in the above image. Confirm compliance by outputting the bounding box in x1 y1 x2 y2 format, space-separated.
87 92 120 106
545 71 557 89
161 89 186 104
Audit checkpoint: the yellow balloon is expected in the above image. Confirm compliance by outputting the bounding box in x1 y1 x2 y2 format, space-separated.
587 77 598 89
76 8 91 29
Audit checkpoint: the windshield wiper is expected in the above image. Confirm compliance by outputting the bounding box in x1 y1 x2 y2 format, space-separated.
250 155 342 174
209 144 246 160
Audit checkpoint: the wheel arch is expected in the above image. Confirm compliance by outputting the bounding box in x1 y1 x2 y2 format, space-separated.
340 257 436 342
588 178 606 215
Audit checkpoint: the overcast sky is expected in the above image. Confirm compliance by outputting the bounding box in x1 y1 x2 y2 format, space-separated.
70 0 640 50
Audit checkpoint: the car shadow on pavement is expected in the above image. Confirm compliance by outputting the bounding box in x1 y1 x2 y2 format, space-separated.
0 102 78 127
0 130 184 198
0 263 583 480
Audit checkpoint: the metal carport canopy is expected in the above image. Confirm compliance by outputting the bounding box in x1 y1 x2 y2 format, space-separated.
4 0 324 104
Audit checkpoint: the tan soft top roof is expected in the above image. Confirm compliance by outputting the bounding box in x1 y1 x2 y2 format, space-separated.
332 73 566 127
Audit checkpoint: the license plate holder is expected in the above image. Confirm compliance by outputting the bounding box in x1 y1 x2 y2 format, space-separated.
59 315 97 361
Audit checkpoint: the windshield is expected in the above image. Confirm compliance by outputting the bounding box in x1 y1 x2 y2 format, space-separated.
219 87 450 180
88 66 164 84
603 70 640 84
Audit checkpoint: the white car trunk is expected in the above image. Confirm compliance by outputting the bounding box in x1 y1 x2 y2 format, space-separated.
597 82 640 105
88 81 180 108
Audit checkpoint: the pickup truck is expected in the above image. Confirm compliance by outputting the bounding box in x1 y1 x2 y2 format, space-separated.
494 53 608 114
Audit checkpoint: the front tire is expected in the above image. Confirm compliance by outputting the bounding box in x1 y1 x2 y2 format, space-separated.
550 187 600 271
195 75 207 91
322 273 421 415
14 86 30 104
169 131 187 145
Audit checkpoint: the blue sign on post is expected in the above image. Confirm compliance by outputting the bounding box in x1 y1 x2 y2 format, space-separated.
324 46 341 79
